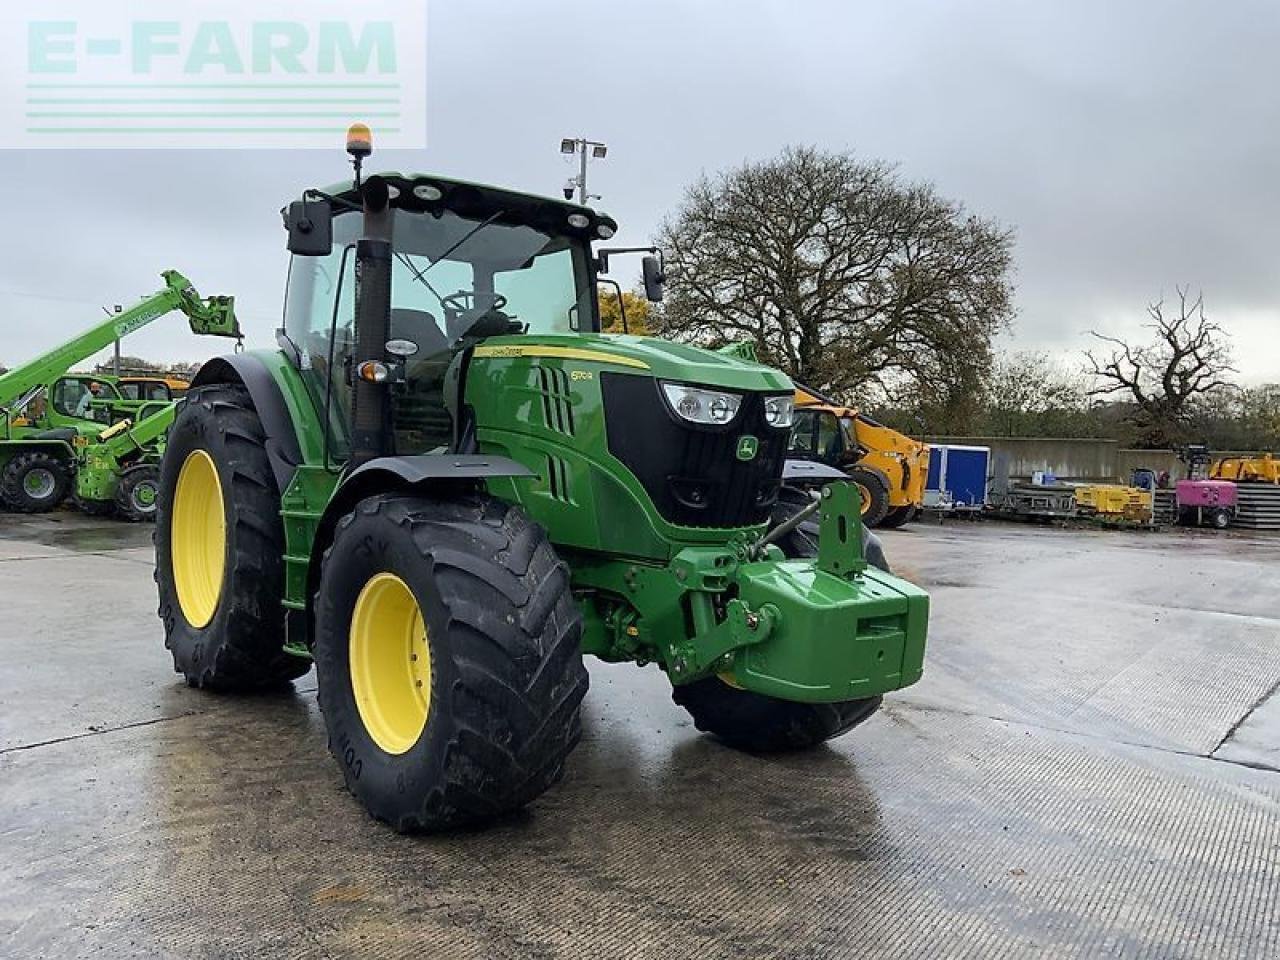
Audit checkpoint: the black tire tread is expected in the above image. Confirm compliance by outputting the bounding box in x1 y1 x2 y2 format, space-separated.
847 467 891 527
880 504 916 529
1 450 72 513
115 465 161 522
155 384 309 692
673 682 882 752
316 494 588 833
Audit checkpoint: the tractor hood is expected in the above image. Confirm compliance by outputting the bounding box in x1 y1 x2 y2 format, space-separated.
472 334 793 393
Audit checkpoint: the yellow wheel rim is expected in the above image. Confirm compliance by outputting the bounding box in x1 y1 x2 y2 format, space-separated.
854 481 873 517
171 449 226 629
349 573 432 755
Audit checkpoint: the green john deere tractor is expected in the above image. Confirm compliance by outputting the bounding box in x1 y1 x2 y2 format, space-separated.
154 129 928 832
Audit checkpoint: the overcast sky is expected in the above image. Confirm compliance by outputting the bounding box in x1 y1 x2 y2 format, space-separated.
2 0 1278 386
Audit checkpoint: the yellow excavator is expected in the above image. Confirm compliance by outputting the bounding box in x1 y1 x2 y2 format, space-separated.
788 385 930 528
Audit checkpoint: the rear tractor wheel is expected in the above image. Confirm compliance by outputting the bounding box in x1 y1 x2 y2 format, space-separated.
672 488 886 752
154 384 311 691
313 494 588 832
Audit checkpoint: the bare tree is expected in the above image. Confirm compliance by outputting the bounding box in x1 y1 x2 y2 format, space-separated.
655 146 1015 403
1085 288 1236 447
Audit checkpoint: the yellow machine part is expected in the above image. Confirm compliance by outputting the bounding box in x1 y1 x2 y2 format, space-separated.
119 375 191 398
1211 454 1280 484
1075 484 1153 522
793 388 929 514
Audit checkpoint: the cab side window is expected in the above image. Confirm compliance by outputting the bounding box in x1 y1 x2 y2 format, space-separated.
53 379 89 418
790 410 818 454
816 414 844 460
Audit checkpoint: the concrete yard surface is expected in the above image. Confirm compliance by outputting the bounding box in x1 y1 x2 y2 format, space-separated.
1 512 1278 958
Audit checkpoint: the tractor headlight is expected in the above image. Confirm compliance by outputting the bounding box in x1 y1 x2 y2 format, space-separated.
763 395 794 428
661 382 742 426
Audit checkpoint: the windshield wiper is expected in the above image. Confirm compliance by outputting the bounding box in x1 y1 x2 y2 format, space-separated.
396 210 508 306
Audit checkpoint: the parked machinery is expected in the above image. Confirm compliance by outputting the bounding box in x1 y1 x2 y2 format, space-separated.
1174 479 1237 529
1135 448 1239 530
0 271 241 513
1211 453 1280 485
788 385 929 527
1073 483 1153 525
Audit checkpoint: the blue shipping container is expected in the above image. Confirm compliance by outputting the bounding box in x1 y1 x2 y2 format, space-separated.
926 444 990 508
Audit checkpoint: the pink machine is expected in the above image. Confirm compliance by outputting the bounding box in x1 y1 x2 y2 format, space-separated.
1176 479 1237 529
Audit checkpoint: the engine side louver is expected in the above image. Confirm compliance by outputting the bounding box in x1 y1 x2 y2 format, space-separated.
536 366 575 437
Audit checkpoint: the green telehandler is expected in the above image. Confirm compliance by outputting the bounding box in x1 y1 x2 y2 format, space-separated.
0 271 240 514
152 128 929 832
74 401 187 521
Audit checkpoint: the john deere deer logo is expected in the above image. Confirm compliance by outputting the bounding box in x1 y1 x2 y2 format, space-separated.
736 435 759 461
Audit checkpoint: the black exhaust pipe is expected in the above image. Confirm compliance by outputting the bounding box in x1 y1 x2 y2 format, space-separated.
350 175 393 465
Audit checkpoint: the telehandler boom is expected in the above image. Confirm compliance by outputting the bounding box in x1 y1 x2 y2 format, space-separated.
0 271 240 513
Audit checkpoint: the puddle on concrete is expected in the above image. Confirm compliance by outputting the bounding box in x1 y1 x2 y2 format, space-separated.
0 514 152 552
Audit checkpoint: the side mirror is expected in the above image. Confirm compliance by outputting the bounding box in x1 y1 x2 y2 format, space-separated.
284 200 333 256
642 255 665 303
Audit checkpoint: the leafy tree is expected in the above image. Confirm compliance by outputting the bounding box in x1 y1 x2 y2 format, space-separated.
981 351 1094 436
1085 289 1237 447
598 286 652 335
1188 383 1280 451
1238 384 1280 450
655 146 1015 403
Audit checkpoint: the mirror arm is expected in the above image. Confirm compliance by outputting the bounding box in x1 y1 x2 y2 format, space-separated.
596 246 660 270
304 188 362 213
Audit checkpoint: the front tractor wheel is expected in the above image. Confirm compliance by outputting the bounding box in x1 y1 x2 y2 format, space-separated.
673 682 882 753
155 384 311 691
313 495 588 832
672 489 886 753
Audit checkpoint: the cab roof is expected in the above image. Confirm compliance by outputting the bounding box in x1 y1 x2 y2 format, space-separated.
313 172 618 241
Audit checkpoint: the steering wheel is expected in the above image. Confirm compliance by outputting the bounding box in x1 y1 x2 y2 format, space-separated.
441 291 507 315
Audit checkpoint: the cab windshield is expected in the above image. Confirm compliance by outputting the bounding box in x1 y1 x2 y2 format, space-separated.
284 207 596 460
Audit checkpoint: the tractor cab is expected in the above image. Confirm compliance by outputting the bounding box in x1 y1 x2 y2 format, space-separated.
281 172 619 462
6 374 123 436
790 407 859 467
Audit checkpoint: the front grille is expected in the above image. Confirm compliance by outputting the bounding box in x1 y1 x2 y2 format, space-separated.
601 373 788 528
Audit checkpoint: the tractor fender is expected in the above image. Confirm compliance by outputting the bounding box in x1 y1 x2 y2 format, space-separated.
301 454 537 646
191 355 302 493
322 454 536 537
